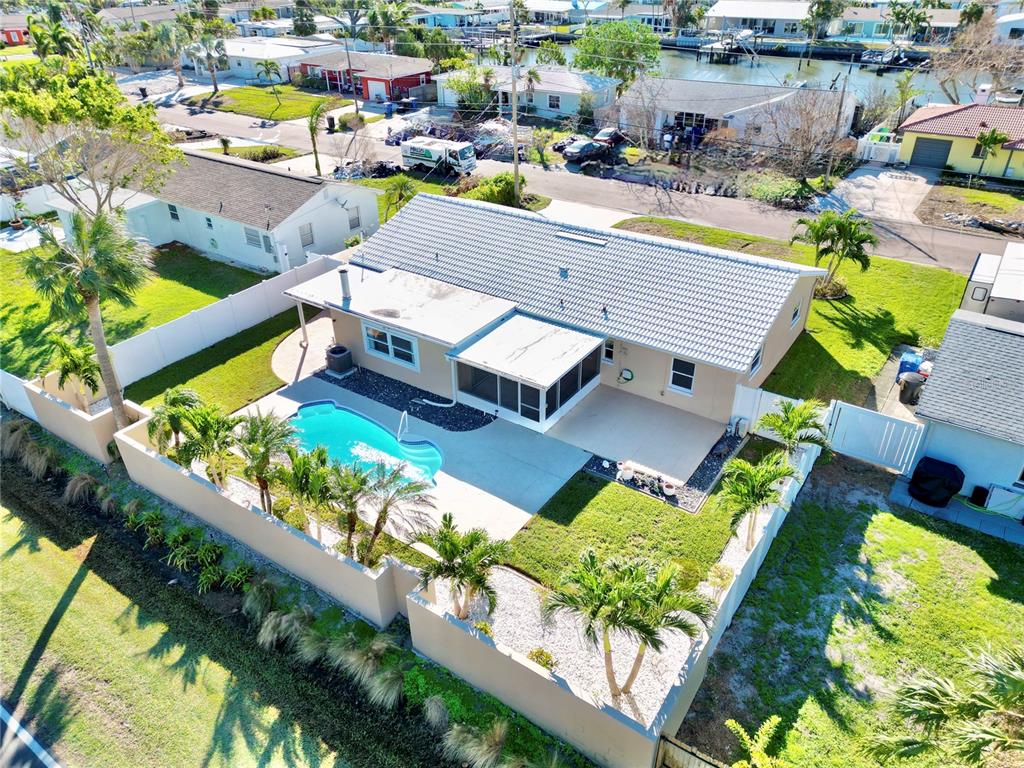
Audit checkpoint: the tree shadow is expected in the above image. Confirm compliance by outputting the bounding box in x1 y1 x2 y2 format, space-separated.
763 332 873 405
816 296 920 357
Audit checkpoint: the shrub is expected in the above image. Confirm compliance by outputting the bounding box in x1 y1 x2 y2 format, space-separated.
272 498 308 532
527 647 557 671
740 170 813 208
446 175 481 197
223 562 255 592
337 112 365 132
814 273 848 300
473 620 494 638
707 563 734 599
197 563 225 594
344 234 361 248
196 540 226 568
462 172 523 208
672 557 703 591
234 145 287 163
63 472 98 504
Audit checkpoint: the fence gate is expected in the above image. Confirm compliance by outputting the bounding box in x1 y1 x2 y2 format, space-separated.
826 400 925 475
656 735 729 768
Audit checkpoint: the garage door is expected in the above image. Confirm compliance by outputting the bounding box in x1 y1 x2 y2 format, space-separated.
909 137 952 168
367 80 387 101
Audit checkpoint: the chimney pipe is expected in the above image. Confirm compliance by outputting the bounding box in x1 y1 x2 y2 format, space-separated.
339 268 351 300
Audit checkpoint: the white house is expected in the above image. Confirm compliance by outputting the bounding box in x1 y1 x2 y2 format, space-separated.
435 67 619 120
705 0 811 36
409 5 485 27
588 3 669 31
50 150 379 274
996 10 1024 43
191 36 346 81
235 14 345 37
219 0 294 23
913 309 1024 512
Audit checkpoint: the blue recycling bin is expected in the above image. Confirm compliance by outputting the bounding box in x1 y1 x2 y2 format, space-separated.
897 351 922 379
384 102 395 118
407 97 418 111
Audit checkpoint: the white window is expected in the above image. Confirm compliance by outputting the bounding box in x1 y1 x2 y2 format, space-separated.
244 227 261 248
603 339 614 364
547 94 560 111
783 21 798 33
669 358 695 393
791 301 801 327
347 207 360 230
750 346 763 377
168 204 180 221
363 322 418 369
299 222 314 246
205 217 213 229
262 234 273 254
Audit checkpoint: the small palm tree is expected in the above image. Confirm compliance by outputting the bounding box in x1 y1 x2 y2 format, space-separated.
275 445 332 542
975 128 1009 178
328 462 373 558
821 209 877 291
255 58 282 103
864 646 1024 765
382 173 417 221
147 385 203 453
361 461 435 566
26 212 153 430
237 410 296 514
218 135 231 155
188 34 227 94
725 716 790 768
415 512 511 619
894 70 924 126
308 99 331 177
177 404 242 488
718 451 796 552
755 399 831 463
791 209 839 272
49 335 101 412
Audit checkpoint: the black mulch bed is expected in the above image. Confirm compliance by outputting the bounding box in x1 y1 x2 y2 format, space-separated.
314 368 496 432
584 433 743 513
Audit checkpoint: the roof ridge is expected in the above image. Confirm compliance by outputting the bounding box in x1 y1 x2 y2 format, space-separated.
180 147 327 186
900 102 978 129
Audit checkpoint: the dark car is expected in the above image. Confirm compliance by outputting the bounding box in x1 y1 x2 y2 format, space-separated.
562 139 606 161
593 127 625 146
552 134 585 153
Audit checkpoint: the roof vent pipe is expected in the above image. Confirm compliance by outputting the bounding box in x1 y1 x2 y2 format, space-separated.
339 268 352 300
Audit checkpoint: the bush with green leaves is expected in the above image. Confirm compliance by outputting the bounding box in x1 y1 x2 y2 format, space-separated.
740 170 813 208
473 620 494 638
462 172 523 208
527 647 557 671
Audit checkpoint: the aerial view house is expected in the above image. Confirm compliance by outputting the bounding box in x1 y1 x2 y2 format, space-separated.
996 9 1024 41
704 0 811 36
195 36 345 81
299 51 434 100
97 2 187 30
49 150 379 273
435 67 619 119
589 2 669 31
0 13 29 45
829 5 962 41
898 103 1024 177
234 14 345 36
960 243 1024 323
409 4 485 27
219 0 294 23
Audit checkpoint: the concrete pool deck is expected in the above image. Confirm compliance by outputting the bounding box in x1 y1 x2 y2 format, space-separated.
242 376 590 542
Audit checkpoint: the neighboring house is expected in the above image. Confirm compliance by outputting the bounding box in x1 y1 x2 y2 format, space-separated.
616 76 857 147
49 150 379 274
435 67 619 120
960 242 1024 323
97 2 188 29
219 0 295 22
897 103 1024 178
451 0 509 23
235 14 345 37
520 0 610 25
409 5 484 27
285 194 824 433
828 5 962 42
913 309 1024 508
1 13 30 45
588 3 669 32
704 0 811 36
299 51 434 100
191 36 345 81
995 10 1024 42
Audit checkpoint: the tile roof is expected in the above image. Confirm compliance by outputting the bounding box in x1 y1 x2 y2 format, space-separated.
351 195 824 371
900 103 1024 149
916 310 1024 446
300 50 433 79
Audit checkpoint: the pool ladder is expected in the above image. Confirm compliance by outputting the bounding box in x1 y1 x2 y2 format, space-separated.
397 410 409 442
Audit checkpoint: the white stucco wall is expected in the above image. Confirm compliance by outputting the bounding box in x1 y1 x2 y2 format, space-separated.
916 421 1024 495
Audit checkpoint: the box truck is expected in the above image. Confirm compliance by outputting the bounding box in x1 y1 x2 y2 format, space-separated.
400 137 477 174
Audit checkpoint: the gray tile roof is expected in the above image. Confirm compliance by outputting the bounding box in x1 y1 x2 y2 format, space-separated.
300 51 433 80
351 195 823 371
916 310 1024 446
137 149 328 230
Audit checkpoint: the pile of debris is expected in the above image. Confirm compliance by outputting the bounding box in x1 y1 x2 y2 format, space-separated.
941 212 1024 236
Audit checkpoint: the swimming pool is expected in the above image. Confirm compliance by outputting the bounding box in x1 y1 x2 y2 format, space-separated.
290 401 443 483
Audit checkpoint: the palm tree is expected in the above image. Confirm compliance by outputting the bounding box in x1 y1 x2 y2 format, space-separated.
618 562 713 696
361 461 435 566
177 404 242 488
718 451 796 552
28 18 79 59
541 550 655 698
975 128 1009 178
155 22 189 89
255 58 282 103
276 445 332 541
725 716 790 768
755 399 831 463
237 410 296 514
367 0 411 49
886 2 929 41
864 646 1024 765
26 212 153 430
307 100 331 177
147 385 203 453
791 209 840 271
328 462 373 558
381 173 417 221
218 135 232 155
821 209 877 291
415 512 511 620
188 34 227 94
894 70 924 126
49 335 101 412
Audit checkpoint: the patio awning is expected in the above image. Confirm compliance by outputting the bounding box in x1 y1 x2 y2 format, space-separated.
451 313 603 389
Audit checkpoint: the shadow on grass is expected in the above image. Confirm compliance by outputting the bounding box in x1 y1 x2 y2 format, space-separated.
763 332 873 404
816 296 920 355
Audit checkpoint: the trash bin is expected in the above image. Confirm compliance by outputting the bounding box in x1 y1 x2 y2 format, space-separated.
326 115 336 133
139 86 148 99
897 351 922 379
326 345 353 374
408 97 418 111
384 102 395 119
898 371 927 404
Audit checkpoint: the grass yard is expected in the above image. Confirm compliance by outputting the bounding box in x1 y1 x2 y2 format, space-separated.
613 217 965 404
1 44 33 56
200 144 302 163
1 245 264 380
186 85 350 122
916 183 1024 227
677 462 1024 767
352 172 450 222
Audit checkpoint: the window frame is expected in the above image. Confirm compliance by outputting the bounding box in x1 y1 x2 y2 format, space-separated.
361 321 419 370
547 93 560 111
299 222 314 247
603 339 615 364
168 203 180 221
791 301 802 327
668 357 696 394
749 346 763 378
347 206 360 230
244 227 262 248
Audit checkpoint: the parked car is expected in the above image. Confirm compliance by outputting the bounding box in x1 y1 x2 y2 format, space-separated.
562 140 607 162
552 134 585 153
593 127 625 146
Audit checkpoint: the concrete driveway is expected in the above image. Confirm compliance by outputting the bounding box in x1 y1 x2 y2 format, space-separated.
818 164 938 223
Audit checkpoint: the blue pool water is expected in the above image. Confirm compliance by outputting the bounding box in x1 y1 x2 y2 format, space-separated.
291 401 443 483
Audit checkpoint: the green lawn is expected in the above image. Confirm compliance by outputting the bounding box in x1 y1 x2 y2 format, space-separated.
1 245 264 380
186 86 350 121
352 172 450 222
0 53 37 68
200 144 302 163
613 218 965 405
1 44 34 56
677 479 1024 767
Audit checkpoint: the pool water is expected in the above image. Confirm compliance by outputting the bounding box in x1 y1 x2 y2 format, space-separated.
291 402 443 483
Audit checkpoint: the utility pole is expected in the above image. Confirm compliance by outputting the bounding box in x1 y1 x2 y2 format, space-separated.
509 0 520 206
343 36 359 113
823 57 851 187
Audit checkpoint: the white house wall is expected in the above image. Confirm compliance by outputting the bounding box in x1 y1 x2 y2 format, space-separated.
274 186 379 270
917 422 1024 496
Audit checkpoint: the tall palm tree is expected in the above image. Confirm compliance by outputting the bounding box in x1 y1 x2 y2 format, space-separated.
27 212 153 430
147 385 203 453
275 445 332 541
821 209 877 291
864 646 1024 765
618 562 713 696
361 461 435 566
155 22 190 90
894 70 924 126
255 58 282 103
367 0 411 49
177 404 242 488
28 18 79 59
49 335 101 412
381 173 417 221
725 716 790 768
307 99 331 177
541 550 655 698
415 512 511 620
237 410 296 514
188 34 227 94
755 399 831 463
718 451 796 552
328 462 373 558
791 209 840 272
975 128 1009 178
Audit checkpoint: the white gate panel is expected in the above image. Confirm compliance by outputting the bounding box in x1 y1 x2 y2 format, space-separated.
827 400 924 475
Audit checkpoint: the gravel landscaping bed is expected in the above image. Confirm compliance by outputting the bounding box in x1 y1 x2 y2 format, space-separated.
435 566 699 726
313 368 495 432
88 396 111 416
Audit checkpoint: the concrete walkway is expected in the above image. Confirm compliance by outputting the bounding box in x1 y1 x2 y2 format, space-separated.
890 479 1024 545
816 164 938 223
270 312 335 384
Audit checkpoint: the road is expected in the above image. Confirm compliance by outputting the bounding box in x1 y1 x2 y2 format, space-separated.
154 100 1002 275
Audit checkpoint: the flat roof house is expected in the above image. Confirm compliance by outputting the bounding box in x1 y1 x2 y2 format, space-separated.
705 0 811 36
409 5 485 27
50 150 379 274
898 103 1024 179
829 5 962 42
196 36 345 82
97 2 188 29
299 51 434 101
286 195 824 467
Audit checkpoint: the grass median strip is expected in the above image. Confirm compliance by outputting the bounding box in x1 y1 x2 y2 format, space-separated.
185 86 350 122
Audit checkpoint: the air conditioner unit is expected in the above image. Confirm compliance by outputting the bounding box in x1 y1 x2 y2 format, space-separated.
987 485 1024 521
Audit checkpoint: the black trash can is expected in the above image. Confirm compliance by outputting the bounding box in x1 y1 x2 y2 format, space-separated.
326 115 336 133
139 86 148 99
899 371 927 405
908 457 964 508
326 344 352 374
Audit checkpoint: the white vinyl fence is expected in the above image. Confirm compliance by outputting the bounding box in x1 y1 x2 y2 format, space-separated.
826 400 925 475
731 384 803 438
0 369 36 420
